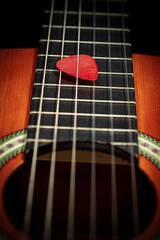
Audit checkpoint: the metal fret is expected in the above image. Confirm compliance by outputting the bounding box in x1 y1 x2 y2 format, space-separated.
31 96 136 104
33 83 135 91
38 54 132 61
36 69 59 72
29 111 137 119
28 125 137 133
44 10 129 17
42 25 130 32
35 69 134 76
27 138 137 147
40 39 132 46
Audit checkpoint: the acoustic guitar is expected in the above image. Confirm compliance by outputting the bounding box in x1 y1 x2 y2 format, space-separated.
0 0 160 239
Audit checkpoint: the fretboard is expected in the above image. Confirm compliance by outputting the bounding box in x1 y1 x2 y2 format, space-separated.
27 0 138 156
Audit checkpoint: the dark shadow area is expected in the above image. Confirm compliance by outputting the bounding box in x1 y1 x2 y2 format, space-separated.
128 0 160 56
0 0 160 56
4 143 157 240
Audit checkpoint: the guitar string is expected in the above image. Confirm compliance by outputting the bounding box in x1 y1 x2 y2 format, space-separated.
23 0 55 238
23 1 138 240
42 0 68 239
67 0 82 239
107 1 119 240
89 0 96 239
121 1 140 236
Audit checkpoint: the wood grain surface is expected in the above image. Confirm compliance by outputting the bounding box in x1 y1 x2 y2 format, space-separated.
0 49 38 139
0 49 37 240
133 54 160 141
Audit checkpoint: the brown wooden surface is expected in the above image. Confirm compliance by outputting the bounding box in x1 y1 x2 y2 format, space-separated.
0 49 37 240
133 54 160 141
0 48 38 139
0 50 160 240
137 155 160 240
132 54 160 239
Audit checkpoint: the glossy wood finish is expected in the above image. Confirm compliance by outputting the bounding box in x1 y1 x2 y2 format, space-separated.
0 49 38 139
0 49 37 240
0 50 160 239
132 54 160 239
137 155 160 240
133 54 160 141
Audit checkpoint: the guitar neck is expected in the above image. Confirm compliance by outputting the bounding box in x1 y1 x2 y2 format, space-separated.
26 0 138 156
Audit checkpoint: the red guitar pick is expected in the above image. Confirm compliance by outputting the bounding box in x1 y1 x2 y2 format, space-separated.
56 54 98 81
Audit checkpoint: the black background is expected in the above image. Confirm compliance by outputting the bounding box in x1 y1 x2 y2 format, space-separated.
0 0 160 56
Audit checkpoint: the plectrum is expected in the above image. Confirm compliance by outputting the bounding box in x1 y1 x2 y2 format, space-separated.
56 54 98 81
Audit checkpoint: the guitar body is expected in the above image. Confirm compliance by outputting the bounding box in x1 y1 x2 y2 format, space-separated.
0 49 160 239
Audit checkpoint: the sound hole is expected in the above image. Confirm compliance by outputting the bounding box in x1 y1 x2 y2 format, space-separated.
4 145 156 240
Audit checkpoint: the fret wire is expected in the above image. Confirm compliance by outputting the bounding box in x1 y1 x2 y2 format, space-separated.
42 24 131 32
23 0 55 238
31 97 136 104
27 138 138 146
29 111 137 118
67 1 82 240
33 83 135 90
36 69 59 72
40 39 132 46
99 72 133 76
44 10 129 17
43 1 68 240
28 125 138 133
37 54 132 61
121 2 140 236
34 83 134 89
35 69 134 76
